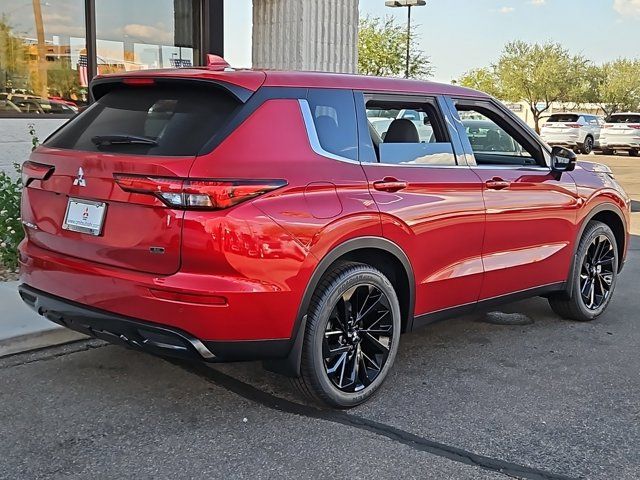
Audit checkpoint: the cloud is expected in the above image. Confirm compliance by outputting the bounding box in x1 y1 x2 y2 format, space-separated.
122 23 174 45
614 0 640 16
530 0 546 6
498 6 515 13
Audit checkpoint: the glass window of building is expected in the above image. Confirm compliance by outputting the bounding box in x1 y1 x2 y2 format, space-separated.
95 0 201 75
0 0 87 113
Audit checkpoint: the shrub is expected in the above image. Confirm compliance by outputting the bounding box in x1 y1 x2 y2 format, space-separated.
0 124 38 272
0 163 23 271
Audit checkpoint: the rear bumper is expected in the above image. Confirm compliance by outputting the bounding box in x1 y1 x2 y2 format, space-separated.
599 141 640 151
18 240 310 343
19 284 291 362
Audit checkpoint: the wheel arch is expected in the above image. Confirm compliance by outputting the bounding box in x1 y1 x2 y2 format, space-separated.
263 236 415 378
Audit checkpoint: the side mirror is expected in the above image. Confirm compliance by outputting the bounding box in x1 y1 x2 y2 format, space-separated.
551 146 577 173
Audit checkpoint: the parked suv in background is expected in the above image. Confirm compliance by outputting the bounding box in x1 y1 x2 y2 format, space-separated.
19 66 630 408
600 113 640 156
540 113 602 154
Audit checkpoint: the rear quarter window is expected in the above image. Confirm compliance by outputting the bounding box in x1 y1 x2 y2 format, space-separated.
306 89 358 161
45 84 240 156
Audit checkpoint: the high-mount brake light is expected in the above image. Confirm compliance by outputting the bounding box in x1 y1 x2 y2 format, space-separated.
122 78 155 86
113 175 287 210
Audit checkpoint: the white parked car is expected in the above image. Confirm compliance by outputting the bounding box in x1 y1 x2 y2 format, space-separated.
540 113 602 154
599 113 640 157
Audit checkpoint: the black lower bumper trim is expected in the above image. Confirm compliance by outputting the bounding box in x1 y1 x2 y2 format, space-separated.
18 284 291 363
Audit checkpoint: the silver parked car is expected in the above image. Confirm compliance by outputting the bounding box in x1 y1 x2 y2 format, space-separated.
599 113 640 156
540 113 602 154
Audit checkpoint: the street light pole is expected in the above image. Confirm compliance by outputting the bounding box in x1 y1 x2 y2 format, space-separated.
385 0 426 79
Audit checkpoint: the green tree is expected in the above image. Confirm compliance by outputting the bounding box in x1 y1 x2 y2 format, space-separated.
358 16 432 79
458 67 502 98
496 41 589 133
0 16 32 92
460 41 589 133
589 59 640 116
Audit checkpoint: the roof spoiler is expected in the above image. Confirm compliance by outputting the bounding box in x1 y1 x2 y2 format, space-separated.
89 75 255 104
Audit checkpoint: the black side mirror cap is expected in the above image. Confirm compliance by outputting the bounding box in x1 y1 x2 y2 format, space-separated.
551 146 577 173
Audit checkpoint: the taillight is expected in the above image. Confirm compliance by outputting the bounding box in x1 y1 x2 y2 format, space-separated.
22 160 54 186
603 124 613 129
629 124 640 130
113 174 287 210
565 123 582 129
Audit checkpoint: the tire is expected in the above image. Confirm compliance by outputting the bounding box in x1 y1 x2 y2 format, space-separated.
602 148 615 156
549 221 619 321
630 149 639 157
295 261 401 408
580 136 594 155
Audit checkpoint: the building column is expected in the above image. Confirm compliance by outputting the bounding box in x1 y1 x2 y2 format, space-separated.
252 0 358 73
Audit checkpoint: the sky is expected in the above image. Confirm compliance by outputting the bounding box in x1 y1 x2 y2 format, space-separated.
225 0 640 83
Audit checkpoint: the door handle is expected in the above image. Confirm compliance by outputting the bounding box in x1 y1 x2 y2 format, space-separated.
485 177 510 190
372 177 408 193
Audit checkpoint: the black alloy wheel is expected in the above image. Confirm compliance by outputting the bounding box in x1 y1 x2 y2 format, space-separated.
549 221 619 321
323 283 394 393
579 234 615 310
296 262 401 408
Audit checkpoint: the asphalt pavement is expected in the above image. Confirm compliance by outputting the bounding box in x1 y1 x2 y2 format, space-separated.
1 154 638 479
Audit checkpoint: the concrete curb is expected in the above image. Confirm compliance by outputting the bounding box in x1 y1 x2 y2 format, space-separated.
0 280 88 357
0 329 88 358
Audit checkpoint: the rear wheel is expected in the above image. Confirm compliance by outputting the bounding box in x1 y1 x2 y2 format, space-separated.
580 136 594 154
549 221 618 321
295 262 401 408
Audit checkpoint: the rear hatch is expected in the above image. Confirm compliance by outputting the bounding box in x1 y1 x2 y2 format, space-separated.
602 114 640 140
541 114 581 136
21 75 259 274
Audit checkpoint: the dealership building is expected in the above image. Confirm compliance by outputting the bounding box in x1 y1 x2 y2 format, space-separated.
0 0 359 170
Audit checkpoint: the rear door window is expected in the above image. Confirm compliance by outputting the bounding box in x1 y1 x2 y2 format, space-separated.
363 95 456 166
45 84 240 156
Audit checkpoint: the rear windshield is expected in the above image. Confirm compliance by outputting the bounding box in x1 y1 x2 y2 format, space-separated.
607 114 640 124
45 84 239 156
546 114 579 123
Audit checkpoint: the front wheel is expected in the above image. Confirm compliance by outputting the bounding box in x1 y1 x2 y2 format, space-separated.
630 149 639 157
296 262 401 408
549 221 619 321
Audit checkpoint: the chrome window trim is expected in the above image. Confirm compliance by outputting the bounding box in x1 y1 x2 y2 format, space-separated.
472 164 551 172
363 162 471 169
298 99 361 165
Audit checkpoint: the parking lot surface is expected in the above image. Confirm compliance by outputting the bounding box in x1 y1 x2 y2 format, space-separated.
1 155 638 479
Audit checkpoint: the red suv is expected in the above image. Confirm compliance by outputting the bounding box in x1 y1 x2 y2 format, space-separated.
18 68 630 407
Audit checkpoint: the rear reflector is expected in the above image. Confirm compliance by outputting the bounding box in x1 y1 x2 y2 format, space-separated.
22 160 54 186
114 174 287 210
148 288 228 305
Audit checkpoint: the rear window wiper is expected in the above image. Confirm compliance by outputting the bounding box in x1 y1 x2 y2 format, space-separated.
91 135 158 147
